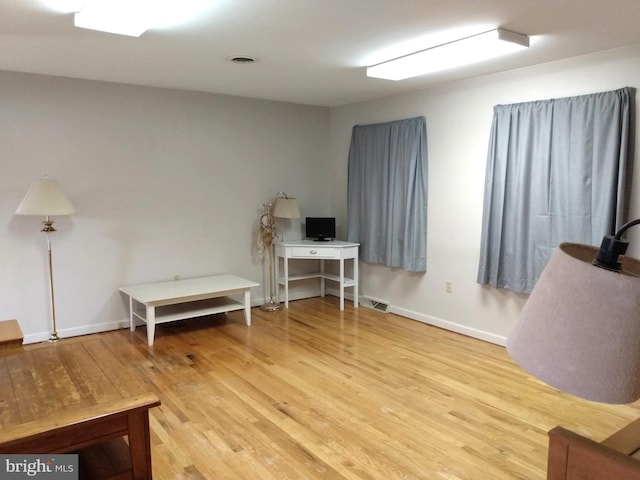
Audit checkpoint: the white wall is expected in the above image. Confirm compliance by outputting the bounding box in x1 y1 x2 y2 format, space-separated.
0 71 330 343
329 43 640 345
4 43 640 346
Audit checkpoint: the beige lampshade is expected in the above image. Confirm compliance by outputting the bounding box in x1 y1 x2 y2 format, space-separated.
506 242 640 404
15 176 76 216
273 196 300 219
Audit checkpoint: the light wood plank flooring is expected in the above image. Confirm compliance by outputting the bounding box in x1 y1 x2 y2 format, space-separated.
27 298 640 478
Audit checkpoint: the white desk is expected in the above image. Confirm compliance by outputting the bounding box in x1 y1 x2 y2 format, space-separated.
120 274 259 346
274 240 359 310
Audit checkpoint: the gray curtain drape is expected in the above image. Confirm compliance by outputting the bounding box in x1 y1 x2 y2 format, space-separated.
347 116 428 272
477 87 633 293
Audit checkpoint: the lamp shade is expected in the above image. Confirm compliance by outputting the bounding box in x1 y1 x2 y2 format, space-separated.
15 176 76 216
273 197 300 219
507 243 640 404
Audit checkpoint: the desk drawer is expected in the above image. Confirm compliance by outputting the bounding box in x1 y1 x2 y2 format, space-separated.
291 247 340 259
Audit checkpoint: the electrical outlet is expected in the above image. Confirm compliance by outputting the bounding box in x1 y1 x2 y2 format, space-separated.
445 281 453 293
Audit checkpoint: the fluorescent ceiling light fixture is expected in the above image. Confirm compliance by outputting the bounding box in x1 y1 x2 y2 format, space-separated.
74 0 151 36
367 28 530 81
73 0 215 37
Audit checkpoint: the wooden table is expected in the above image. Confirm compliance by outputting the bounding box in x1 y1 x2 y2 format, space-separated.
120 274 259 346
0 336 160 479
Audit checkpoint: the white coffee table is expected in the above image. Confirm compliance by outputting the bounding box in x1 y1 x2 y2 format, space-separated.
120 274 259 346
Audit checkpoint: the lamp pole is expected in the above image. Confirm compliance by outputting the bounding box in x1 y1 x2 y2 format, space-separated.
42 217 60 342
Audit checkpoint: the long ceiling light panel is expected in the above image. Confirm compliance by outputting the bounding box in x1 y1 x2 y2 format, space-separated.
367 28 530 81
74 0 150 36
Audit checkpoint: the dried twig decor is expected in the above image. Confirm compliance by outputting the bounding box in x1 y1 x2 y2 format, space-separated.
258 206 276 261
258 203 280 311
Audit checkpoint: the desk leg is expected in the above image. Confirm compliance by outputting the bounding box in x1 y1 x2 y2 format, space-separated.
284 257 289 309
339 258 345 311
128 409 154 480
320 259 326 298
146 306 156 347
244 290 251 326
129 296 136 331
274 253 280 305
353 255 359 308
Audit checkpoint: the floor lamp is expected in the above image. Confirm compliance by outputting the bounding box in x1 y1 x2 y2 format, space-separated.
506 220 640 476
259 192 300 312
15 176 76 342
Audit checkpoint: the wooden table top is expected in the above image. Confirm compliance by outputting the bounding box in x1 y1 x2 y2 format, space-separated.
0 335 154 431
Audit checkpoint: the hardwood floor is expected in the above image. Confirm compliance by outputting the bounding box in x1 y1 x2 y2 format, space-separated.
33 298 640 478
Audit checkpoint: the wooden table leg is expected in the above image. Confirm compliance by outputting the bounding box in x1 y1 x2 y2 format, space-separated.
127 409 154 480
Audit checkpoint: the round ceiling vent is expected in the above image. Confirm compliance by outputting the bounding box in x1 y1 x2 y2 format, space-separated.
228 55 259 64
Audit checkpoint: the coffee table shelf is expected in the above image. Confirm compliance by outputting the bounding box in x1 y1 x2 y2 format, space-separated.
131 297 245 324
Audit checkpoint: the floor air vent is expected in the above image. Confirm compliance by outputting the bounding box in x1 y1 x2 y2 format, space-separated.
361 296 390 313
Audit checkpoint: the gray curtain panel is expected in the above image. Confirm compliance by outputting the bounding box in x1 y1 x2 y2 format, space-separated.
477 87 633 293
347 116 428 272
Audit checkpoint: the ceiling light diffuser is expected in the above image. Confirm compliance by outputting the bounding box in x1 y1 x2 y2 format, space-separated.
367 28 530 81
73 0 215 37
74 0 151 36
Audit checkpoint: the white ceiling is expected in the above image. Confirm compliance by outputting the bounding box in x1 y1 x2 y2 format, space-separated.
2 0 640 107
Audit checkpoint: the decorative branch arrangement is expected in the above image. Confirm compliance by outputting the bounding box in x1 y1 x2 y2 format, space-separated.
257 204 276 261
258 203 279 311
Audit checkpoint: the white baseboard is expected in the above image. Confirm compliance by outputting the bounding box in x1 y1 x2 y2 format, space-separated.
324 290 505 346
23 319 129 345
23 294 506 348
390 305 507 346
275 289 506 346
22 292 281 344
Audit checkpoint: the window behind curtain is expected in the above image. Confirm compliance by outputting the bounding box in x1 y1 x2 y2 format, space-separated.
477 87 633 293
347 116 428 272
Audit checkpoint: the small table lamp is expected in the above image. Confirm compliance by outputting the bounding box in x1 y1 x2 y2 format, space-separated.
15 176 76 342
273 192 301 220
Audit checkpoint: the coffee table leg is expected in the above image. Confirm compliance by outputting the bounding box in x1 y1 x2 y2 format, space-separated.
129 296 136 331
146 306 156 346
244 290 251 326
